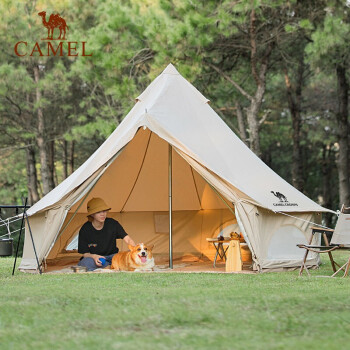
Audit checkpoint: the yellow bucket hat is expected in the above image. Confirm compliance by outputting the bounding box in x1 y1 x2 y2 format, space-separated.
86 198 111 216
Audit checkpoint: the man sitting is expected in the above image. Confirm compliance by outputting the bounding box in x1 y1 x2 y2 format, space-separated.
77 197 136 271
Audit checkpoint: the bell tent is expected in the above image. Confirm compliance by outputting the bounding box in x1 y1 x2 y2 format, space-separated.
19 64 334 273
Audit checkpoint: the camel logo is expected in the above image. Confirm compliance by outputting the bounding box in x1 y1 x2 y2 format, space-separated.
270 191 298 207
14 11 92 57
38 11 69 40
271 191 288 202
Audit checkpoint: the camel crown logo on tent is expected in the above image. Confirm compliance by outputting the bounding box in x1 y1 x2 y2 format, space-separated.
14 11 93 57
38 11 69 40
271 191 298 207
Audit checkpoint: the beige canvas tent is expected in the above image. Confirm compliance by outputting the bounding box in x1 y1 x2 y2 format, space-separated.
19 64 335 273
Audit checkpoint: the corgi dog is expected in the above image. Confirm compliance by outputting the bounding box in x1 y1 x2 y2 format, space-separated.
111 243 155 272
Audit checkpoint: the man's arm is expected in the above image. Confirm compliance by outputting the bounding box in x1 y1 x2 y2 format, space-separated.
123 235 136 246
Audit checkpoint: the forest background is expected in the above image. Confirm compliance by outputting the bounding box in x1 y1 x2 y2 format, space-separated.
0 0 349 229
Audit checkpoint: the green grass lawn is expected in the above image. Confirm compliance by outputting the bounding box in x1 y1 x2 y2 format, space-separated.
1 253 350 350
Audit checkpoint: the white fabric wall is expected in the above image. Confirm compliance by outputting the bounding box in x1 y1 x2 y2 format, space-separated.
236 203 321 270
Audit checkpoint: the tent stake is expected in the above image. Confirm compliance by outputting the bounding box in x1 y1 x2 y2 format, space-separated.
169 144 173 269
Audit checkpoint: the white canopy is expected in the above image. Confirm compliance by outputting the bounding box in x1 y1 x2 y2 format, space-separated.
28 64 332 216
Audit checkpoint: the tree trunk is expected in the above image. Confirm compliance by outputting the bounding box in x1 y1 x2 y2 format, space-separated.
63 140 68 179
235 102 248 146
209 10 273 158
247 9 261 157
336 65 350 207
245 9 272 158
246 100 262 156
68 140 75 175
34 65 55 195
47 140 56 187
322 145 334 227
283 56 304 192
246 77 269 157
25 143 40 205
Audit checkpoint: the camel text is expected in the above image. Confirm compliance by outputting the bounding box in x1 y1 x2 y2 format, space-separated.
14 41 93 57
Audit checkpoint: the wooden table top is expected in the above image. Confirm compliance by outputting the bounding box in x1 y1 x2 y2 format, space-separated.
206 237 239 242
310 226 334 232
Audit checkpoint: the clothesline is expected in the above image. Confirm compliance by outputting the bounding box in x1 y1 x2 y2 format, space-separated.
0 216 22 228
0 215 24 239
0 227 22 239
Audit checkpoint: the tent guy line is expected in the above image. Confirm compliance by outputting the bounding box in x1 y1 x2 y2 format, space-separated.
276 211 337 231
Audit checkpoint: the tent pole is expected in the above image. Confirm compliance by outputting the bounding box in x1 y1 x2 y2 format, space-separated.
12 198 29 276
168 144 173 269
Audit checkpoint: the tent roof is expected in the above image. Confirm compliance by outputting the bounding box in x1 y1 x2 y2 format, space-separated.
28 64 333 216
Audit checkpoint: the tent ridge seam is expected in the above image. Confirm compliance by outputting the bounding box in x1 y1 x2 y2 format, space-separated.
120 131 152 212
190 167 202 209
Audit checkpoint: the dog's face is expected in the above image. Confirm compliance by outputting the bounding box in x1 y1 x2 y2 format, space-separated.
129 243 154 265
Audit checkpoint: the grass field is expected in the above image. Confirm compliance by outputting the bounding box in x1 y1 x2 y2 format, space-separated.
1 254 350 350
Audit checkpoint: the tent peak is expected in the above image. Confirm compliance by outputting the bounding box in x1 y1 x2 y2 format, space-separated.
162 63 180 75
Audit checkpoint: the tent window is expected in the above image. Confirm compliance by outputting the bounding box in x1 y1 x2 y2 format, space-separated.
154 214 169 233
267 225 307 260
66 232 79 251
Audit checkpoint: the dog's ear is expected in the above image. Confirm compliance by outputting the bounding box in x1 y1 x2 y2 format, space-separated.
128 244 136 251
146 244 154 251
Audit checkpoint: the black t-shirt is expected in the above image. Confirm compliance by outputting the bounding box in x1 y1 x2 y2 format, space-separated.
78 218 128 256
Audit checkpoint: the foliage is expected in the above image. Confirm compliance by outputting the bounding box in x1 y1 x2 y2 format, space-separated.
0 0 348 211
305 2 350 69
0 150 29 203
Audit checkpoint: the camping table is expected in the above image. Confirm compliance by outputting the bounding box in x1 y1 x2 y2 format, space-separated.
206 237 232 267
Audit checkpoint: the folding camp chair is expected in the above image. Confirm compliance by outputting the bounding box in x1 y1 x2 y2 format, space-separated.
297 205 350 277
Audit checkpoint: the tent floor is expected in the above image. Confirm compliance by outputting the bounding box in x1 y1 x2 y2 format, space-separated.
43 254 255 274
